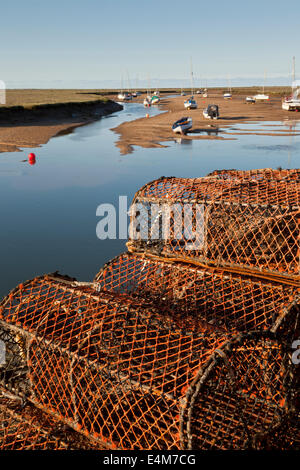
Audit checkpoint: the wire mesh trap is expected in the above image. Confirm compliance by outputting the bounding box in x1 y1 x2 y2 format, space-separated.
94 252 299 335
0 274 299 450
127 170 300 284
0 168 299 450
0 390 102 450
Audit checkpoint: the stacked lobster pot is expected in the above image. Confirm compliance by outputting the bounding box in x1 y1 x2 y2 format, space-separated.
0 168 299 450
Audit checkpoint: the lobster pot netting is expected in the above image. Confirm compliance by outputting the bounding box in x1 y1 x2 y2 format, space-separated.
0 168 299 450
180 332 298 450
207 168 300 181
0 392 102 450
127 173 300 282
0 274 299 450
0 399 68 450
94 252 299 336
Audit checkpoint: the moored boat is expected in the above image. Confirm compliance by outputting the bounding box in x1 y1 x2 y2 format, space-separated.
282 72 300 110
254 71 269 100
282 97 300 111
224 75 232 99
172 117 192 134
184 97 197 109
203 104 219 119
254 93 269 101
118 92 132 101
151 94 160 105
143 96 152 107
184 59 198 109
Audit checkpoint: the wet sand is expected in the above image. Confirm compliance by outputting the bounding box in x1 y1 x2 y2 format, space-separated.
111 92 300 154
1 89 299 154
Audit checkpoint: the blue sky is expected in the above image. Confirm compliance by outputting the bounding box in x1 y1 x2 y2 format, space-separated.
1 0 299 88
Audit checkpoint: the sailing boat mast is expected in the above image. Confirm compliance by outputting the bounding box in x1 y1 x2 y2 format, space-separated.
190 57 194 96
292 56 296 83
263 70 266 94
228 74 231 92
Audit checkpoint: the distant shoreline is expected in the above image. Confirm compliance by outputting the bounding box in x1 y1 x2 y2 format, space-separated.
0 87 297 154
0 90 123 152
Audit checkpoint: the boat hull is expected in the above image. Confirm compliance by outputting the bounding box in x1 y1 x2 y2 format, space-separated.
172 118 192 134
253 94 269 100
184 100 197 109
282 100 300 111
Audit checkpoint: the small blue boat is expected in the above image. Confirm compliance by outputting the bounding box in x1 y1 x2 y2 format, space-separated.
172 117 192 134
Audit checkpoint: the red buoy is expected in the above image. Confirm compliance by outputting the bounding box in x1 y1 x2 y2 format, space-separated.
28 153 36 165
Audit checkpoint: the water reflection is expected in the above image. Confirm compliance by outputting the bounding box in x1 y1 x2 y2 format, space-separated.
189 126 220 136
174 137 192 145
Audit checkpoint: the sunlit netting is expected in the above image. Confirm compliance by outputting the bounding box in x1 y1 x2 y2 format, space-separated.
127 171 300 283
94 252 298 335
0 391 101 450
207 168 300 181
0 275 298 450
180 332 298 450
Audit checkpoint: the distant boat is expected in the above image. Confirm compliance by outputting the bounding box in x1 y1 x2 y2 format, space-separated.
184 97 197 109
203 104 219 119
118 92 132 101
254 71 269 100
223 75 232 99
118 75 132 101
172 117 192 134
282 56 300 111
196 89 207 96
143 96 151 107
282 92 300 111
151 94 160 105
246 96 256 104
184 58 198 109
132 76 142 97
254 93 269 101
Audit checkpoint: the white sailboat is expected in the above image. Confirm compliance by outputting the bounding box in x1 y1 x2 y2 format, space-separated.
143 74 152 106
223 75 232 99
118 75 132 101
282 57 300 111
184 59 198 109
254 72 269 100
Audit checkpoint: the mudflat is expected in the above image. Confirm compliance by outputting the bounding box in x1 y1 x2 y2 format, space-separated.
0 89 122 152
1 89 299 154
